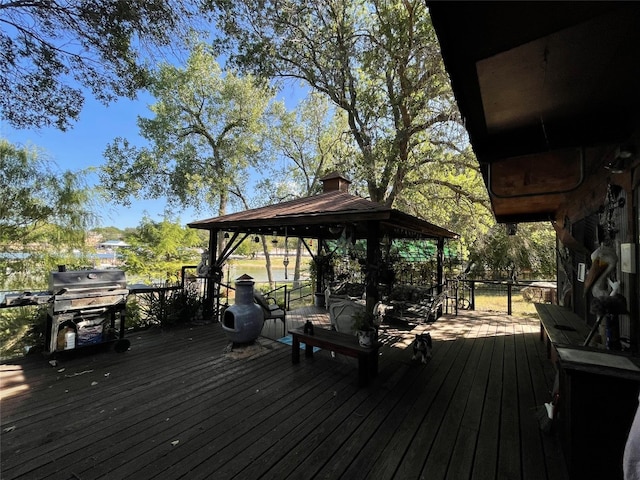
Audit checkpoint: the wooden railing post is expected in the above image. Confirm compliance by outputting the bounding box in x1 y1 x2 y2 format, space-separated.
470 280 475 310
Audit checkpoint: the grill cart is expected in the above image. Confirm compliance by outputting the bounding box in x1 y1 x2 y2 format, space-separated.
44 269 130 354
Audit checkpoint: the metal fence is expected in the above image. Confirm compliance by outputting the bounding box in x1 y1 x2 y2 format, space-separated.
445 279 556 317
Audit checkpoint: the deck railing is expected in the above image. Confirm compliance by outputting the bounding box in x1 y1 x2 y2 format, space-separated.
445 278 557 317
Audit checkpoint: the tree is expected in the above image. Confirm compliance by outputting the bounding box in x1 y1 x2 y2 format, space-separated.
257 91 357 284
211 0 473 211
1 0 204 131
466 223 556 281
395 143 494 258
100 43 279 220
0 139 96 246
120 216 206 281
0 139 96 288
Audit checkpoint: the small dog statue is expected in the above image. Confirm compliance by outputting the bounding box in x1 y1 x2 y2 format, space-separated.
412 333 432 364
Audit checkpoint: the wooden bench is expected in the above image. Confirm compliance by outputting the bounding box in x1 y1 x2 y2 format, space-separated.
534 303 591 363
289 326 382 387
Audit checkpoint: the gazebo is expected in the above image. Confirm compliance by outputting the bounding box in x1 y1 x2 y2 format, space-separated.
188 172 457 317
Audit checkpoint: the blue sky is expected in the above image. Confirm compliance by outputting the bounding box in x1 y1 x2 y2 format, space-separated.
2 83 307 231
1 91 179 230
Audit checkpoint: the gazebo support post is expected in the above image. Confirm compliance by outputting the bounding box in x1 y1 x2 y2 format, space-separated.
204 229 218 321
312 235 326 308
436 237 445 318
365 221 380 315
316 236 324 293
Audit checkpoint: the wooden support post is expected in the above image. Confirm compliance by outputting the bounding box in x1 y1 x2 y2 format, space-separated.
365 221 380 314
437 237 445 318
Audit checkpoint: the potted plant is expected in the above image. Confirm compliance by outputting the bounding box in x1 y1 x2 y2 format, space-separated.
352 309 377 347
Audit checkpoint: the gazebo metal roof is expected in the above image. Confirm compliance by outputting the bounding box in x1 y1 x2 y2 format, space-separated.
188 186 457 241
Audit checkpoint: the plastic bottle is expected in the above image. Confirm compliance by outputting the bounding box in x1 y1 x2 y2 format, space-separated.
64 328 76 350
304 320 314 335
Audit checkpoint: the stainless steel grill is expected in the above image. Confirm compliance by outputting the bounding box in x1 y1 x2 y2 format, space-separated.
45 269 129 354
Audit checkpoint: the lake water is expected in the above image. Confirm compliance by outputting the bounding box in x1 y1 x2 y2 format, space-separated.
224 264 309 284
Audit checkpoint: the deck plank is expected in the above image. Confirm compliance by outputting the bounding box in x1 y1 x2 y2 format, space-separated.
499 320 522 479
443 315 498 480
349 330 460 480
515 320 548 480
392 326 476 478
0 309 569 480
472 316 505 480
419 316 495 479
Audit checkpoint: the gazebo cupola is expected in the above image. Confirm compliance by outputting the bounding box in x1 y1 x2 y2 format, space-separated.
321 172 351 193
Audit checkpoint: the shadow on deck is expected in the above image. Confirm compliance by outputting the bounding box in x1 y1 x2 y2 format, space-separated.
1 308 568 479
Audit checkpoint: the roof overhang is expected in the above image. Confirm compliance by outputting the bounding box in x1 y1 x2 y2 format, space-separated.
429 2 640 223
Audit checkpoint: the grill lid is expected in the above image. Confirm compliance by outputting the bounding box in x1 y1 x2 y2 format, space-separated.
49 269 127 294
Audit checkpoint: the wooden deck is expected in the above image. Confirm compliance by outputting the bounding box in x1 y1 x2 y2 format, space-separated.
1 308 569 479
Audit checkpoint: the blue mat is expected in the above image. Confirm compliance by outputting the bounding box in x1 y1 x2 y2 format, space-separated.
277 335 321 353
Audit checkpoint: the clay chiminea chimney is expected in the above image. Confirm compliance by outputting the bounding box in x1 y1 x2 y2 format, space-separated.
320 172 351 193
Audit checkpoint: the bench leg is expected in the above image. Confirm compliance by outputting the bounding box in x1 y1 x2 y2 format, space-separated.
292 335 300 364
370 350 379 378
305 341 314 358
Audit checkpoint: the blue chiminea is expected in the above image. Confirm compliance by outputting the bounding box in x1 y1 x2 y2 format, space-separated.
222 274 263 344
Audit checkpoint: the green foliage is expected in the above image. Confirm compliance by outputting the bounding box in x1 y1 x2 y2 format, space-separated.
124 297 145 330
261 92 357 199
253 92 359 284
100 43 280 218
351 309 375 331
133 288 203 329
0 306 47 360
0 139 98 290
396 145 494 256
213 0 465 208
119 216 206 280
93 226 129 240
309 252 336 289
467 223 556 280
0 0 205 130
0 140 96 244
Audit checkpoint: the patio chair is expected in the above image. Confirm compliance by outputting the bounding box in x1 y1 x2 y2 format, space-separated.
254 291 286 336
327 296 365 334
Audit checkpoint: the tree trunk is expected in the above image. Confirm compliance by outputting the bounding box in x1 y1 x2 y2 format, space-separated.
260 235 274 288
293 238 303 288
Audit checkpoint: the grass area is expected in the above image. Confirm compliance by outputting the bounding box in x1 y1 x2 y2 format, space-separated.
474 292 539 316
457 283 540 317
